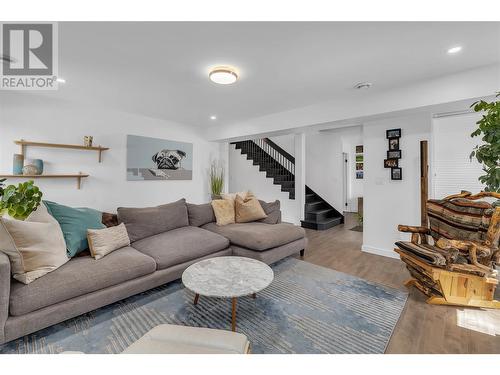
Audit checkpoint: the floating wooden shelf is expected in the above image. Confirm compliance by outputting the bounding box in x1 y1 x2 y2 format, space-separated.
0 173 89 189
15 140 109 162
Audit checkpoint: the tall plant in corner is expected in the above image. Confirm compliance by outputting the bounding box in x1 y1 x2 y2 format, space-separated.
210 161 224 200
0 180 43 220
469 93 500 193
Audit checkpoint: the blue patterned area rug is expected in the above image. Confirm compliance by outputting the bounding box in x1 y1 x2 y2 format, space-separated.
0 258 408 354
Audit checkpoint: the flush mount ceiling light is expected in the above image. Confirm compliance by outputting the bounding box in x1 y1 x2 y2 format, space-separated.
210 115 217 120
354 82 372 90
209 66 238 85
447 46 462 54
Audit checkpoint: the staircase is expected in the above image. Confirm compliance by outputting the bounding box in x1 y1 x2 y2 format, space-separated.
232 138 344 230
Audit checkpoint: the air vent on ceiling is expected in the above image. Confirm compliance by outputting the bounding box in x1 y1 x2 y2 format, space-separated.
354 82 372 90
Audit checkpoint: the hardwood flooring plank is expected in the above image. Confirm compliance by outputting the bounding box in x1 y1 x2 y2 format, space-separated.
294 213 500 354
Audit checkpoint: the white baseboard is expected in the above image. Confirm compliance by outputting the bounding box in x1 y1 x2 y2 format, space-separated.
361 245 399 259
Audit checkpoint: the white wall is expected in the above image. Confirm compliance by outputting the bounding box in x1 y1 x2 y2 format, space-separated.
362 113 431 258
228 144 299 224
305 126 363 213
0 95 222 212
269 134 295 156
432 112 485 198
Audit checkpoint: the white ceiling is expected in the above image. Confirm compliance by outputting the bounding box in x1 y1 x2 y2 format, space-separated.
6 22 500 127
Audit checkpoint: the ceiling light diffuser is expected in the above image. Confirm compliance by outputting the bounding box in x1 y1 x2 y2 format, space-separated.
209 66 238 85
447 46 462 54
210 115 217 120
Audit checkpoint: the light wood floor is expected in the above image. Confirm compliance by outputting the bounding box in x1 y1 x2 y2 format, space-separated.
295 213 500 354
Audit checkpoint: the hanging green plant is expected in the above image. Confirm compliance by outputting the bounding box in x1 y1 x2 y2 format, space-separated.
470 93 500 193
0 180 43 220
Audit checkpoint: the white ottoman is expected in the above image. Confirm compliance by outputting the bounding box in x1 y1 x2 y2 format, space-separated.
122 324 250 354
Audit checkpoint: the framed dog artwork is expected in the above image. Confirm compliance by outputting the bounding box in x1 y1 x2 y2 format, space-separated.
126 135 193 180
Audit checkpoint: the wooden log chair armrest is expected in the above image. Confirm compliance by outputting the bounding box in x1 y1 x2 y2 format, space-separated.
397 225 430 244
436 238 494 274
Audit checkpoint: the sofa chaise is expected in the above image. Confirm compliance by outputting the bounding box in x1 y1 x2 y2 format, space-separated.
0 198 307 345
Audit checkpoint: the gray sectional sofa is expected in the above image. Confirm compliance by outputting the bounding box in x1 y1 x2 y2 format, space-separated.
0 198 307 345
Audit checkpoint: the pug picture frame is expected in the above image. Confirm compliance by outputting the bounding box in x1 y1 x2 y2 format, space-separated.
126 134 193 180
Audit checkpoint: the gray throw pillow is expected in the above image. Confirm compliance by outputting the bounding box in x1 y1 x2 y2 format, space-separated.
258 200 282 224
117 198 188 242
187 203 216 227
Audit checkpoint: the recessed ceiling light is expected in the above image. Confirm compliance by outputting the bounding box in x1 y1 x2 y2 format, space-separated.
354 82 372 90
56 77 66 83
209 66 238 85
447 46 462 54
210 115 217 120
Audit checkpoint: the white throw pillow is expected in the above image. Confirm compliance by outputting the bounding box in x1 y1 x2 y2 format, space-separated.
87 223 130 260
0 203 69 284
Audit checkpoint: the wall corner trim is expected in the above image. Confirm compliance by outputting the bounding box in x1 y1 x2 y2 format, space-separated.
361 244 400 259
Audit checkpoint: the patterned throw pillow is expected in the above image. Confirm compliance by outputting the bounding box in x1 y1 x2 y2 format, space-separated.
87 223 130 260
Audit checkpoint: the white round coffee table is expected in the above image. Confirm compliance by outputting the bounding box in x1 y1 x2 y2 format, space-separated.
182 256 274 332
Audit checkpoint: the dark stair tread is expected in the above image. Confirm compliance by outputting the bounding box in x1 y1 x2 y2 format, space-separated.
308 208 334 215
306 200 323 205
301 216 343 230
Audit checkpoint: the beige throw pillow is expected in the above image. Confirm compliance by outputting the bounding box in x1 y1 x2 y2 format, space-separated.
222 191 250 201
0 203 69 284
235 195 268 223
211 199 235 226
87 223 130 260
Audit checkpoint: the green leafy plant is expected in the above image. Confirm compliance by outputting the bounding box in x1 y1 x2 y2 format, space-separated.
356 212 363 225
469 93 500 193
209 161 224 197
0 180 43 220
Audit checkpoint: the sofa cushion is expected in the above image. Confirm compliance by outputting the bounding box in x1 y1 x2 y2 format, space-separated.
117 199 189 242
131 226 230 270
258 200 281 224
202 222 305 251
0 203 69 284
211 199 235 226
187 203 216 227
44 201 105 257
87 223 131 260
9 246 156 316
235 195 267 223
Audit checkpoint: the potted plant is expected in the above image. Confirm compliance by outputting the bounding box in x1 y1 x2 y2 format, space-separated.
210 161 224 200
0 180 43 220
469 93 500 195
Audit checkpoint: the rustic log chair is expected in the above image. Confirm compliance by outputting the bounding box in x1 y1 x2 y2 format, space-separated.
394 191 500 308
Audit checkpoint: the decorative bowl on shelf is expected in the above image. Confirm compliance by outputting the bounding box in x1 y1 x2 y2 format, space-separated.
22 159 43 175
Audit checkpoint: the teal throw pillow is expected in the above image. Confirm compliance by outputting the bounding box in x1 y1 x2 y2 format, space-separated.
44 201 105 257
